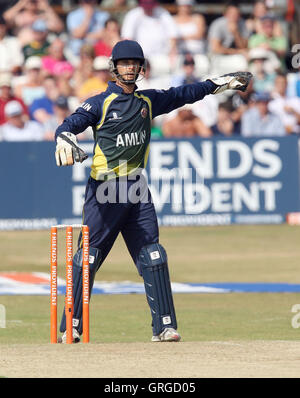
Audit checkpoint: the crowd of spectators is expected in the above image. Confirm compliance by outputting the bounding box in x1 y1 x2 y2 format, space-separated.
0 0 299 141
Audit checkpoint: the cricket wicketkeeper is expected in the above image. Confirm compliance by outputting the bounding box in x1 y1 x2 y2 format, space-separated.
55 39 252 343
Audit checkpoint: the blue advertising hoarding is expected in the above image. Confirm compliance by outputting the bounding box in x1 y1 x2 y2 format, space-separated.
0 136 299 229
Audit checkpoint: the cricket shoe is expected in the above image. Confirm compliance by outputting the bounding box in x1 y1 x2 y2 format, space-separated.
151 328 181 342
58 328 81 344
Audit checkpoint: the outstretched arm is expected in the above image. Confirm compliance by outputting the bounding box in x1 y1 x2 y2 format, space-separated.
143 81 216 119
142 72 252 119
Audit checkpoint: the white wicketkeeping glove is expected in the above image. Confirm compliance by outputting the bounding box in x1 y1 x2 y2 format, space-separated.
55 132 88 166
207 71 253 94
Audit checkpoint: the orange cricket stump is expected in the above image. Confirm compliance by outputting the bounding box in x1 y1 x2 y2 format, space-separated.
50 224 90 344
65 226 73 344
82 225 90 343
50 227 57 344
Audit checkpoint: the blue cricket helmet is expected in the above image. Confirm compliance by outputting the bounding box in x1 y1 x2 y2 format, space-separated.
111 40 145 63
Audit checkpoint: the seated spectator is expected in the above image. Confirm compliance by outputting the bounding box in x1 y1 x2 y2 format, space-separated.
0 73 28 125
248 14 288 69
248 45 281 73
269 73 300 134
44 95 71 141
208 2 249 56
4 0 40 34
121 0 178 58
29 75 59 123
0 100 44 141
66 0 110 57
162 105 212 138
173 0 207 55
77 56 110 102
72 44 95 92
3 0 64 46
248 48 276 93
22 19 50 60
171 54 199 86
245 0 283 37
0 15 24 74
94 18 121 57
41 38 74 77
55 73 75 108
211 103 240 136
14 56 45 106
241 92 285 137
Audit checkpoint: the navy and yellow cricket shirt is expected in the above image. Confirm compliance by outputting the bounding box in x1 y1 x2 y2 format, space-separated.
55 80 216 180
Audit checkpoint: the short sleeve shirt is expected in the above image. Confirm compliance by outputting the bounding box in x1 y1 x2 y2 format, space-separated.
208 16 249 49
66 7 109 55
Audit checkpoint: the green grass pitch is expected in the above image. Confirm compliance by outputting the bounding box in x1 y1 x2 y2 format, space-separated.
0 225 300 344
